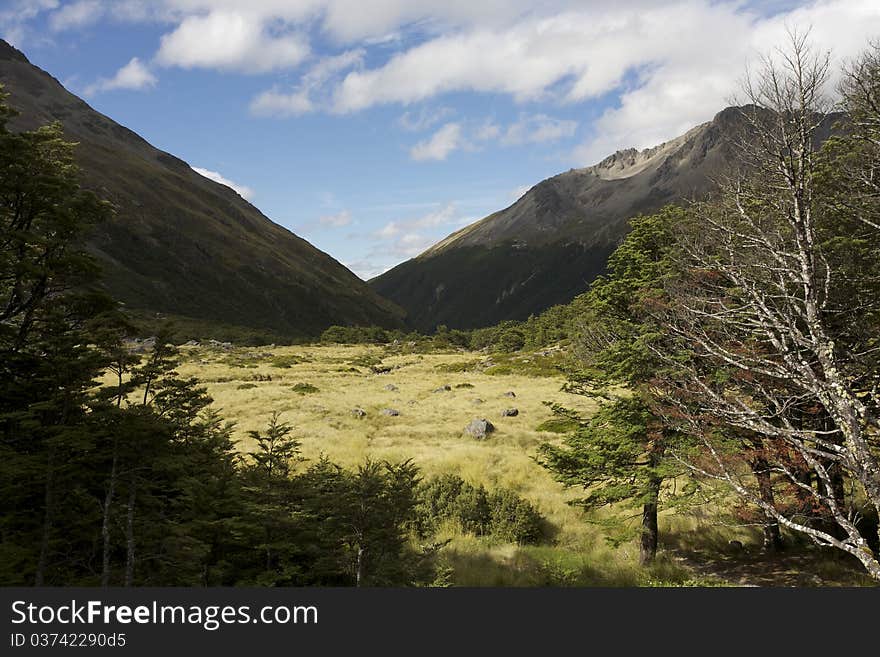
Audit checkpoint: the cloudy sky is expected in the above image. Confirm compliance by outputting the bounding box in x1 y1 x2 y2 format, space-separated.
3 1 880 279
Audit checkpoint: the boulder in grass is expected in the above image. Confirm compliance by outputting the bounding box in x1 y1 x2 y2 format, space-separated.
464 418 494 440
501 408 519 417
433 385 452 393
384 384 399 391
503 391 516 398
351 408 367 419
381 408 400 417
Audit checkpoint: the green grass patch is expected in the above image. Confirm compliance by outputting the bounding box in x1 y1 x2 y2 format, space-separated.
536 417 581 433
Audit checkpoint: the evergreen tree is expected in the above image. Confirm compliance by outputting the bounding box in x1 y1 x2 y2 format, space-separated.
538 207 688 564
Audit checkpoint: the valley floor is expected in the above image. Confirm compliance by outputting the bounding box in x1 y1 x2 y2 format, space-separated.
156 342 872 587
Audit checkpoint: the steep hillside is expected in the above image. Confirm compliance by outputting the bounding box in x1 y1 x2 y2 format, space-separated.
0 40 404 339
371 107 838 331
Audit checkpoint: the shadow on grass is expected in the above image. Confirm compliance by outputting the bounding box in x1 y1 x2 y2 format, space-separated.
661 522 876 587
441 543 723 587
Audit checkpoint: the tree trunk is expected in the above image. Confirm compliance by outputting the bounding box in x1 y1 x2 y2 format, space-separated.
356 546 364 587
750 454 784 552
124 483 136 587
35 445 56 586
101 445 119 587
639 476 661 565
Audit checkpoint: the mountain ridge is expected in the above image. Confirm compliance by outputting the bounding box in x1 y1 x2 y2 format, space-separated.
371 105 840 331
0 39 404 339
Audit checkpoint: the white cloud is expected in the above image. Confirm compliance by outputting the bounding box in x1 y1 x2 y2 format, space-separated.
397 106 455 132
250 87 314 117
408 113 576 159
192 166 255 200
156 10 309 73
250 49 364 117
84 57 157 95
8 1 880 185
374 202 458 254
501 114 577 145
49 0 103 31
474 119 501 142
318 209 352 227
316 1 879 163
0 0 59 46
409 122 463 161
342 260 383 280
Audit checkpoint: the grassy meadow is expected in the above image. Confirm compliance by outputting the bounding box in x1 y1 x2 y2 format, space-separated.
138 342 871 587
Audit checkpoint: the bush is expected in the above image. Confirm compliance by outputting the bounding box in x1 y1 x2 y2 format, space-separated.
416 475 546 544
271 354 302 368
321 325 407 344
349 353 384 369
291 382 319 394
487 489 546 545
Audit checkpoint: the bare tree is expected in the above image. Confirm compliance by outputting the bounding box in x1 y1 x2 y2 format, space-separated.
652 31 880 580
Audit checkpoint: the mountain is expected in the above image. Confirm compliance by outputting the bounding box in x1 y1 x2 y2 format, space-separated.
0 40 404 339
371 107 839 331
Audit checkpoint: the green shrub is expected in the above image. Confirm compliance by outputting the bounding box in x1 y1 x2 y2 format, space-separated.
349 353 384 369
271 354 302 368
321 325 407 344
417 475 546 544
291 382 319 394
236 383 258 390
487 489 546 545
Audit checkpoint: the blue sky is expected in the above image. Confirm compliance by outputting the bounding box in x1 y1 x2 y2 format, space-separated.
2 1 879 279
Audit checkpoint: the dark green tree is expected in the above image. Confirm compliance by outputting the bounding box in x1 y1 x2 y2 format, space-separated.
538 206 688 564
0 89 116 584
240 412 304 583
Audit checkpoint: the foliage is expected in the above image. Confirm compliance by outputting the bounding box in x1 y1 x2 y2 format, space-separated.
416 474 548 545
538 207 688 564
270 354 303 368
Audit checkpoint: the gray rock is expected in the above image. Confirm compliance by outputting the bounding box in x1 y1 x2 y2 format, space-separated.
381 408 400 417
503 391 516 398
433 385 452 393
351 408 367 419
464 418 495 440
501 408 519 417
471 398 484 405
384 384 399 391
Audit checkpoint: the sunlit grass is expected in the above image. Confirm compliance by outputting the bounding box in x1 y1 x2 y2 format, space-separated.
100 343 872 586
